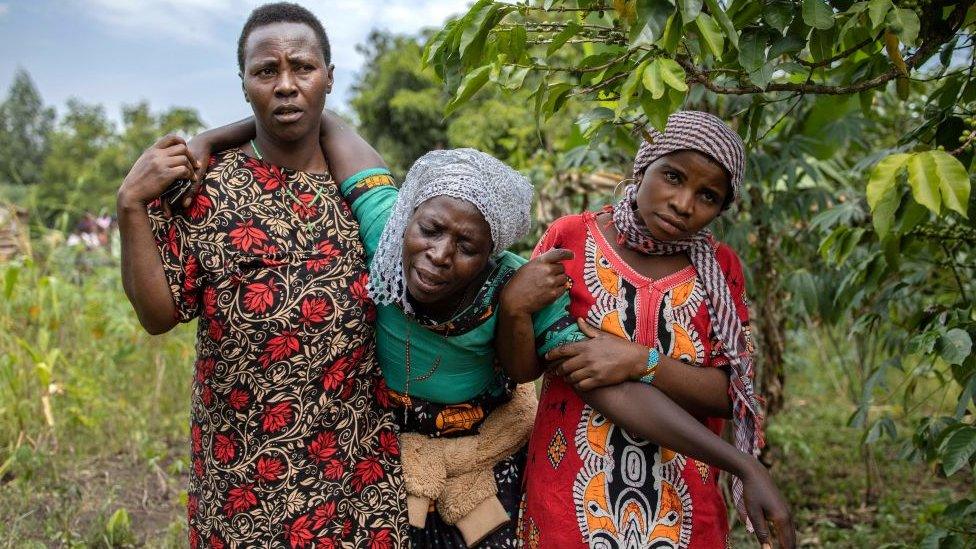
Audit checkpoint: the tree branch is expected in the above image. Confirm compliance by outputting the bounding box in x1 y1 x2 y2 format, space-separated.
796 35 879 68
519 3 611 12
571 71 629 96
677 0 971 96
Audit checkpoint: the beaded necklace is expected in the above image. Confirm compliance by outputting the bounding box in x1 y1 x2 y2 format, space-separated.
250 139 326 235
401 278 477 425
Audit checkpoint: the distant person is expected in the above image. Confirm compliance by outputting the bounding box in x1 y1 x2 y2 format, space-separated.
116 3 407 546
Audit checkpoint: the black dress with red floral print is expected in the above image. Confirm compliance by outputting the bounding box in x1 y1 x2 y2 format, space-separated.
148 149 407 548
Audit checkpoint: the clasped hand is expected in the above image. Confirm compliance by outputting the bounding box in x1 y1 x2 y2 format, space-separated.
546 318 648 391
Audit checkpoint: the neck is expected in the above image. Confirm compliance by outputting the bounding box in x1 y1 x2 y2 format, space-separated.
253 123 326 173
410 261 494 322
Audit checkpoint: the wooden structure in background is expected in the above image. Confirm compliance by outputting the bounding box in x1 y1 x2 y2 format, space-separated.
0 204 30 262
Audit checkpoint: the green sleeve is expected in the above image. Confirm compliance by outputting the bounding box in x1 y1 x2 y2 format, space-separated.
532 292 586 356
497 251 584 355
339 168 398 263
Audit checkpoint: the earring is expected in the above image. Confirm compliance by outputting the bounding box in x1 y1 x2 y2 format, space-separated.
612 178 636 199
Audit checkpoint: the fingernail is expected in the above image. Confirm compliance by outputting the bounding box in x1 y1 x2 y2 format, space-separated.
762 543 771 549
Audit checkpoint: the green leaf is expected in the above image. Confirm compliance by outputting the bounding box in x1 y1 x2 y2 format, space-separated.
921 529 949 549
906 152 943 214
803 0 835 29
642 59 666 99
867 154 909 238
492 63 530 91
577 107 616 135
738 30 767 72
2 266 18 301
868 0 892 28
459 0 495 58
695 13 725 59
750 61 777 89
957 375 976 420
548 22 581 57
506 25 527 61
907 150 971 216
941 37 960 68
932 150 970 216
866 154 910 208
939 329 973 366
446 64 491 114
659 11 683 53
678 0 703 23
659 58 688 91
809 27 837 62
617 61 648 114
763 0 795 33
788 268 819 317
886 8 920 45
942 426 976 476
633 0 673 47
768 34 805 58
105 507 132 541
703 0 738 47
542 82 574 120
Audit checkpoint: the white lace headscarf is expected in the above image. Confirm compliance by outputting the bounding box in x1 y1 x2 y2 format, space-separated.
368 148 534 311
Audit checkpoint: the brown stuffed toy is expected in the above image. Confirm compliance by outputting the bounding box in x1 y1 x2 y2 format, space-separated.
399 383 538 546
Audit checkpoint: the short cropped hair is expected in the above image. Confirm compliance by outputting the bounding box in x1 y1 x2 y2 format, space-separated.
237 2 331 72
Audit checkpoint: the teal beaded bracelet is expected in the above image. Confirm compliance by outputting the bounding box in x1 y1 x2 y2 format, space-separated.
637 348 660 384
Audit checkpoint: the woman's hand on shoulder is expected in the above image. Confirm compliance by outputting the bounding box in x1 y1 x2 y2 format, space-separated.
117 134 199 217
546 318 646 391
174 133 213 209
499 248 573 317
740 459 795 549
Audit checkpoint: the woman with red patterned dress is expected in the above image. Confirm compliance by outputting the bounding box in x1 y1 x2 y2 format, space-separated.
519 111 794 549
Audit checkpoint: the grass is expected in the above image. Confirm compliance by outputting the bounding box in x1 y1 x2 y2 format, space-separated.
0 231 971 547
730 330 974 548
0 237 194 547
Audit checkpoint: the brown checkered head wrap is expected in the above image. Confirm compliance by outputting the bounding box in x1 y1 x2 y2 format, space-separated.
632 110 745 205
613 111 761 531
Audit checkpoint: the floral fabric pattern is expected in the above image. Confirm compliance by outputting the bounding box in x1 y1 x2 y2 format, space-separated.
149 149 407 548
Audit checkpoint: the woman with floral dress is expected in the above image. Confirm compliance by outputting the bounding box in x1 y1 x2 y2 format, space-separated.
117 4 407 546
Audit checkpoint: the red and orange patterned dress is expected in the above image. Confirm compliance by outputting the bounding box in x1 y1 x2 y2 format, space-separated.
148 149 407 548
520 212 753 549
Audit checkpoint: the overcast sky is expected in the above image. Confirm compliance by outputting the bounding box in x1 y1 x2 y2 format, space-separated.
0 0 471 128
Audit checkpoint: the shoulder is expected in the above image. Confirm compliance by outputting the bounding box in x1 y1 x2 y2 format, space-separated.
713 241 747 291
540 213 589 238
534 212 592 253
713 242 743 271
207 148 244 174
496 250 528 269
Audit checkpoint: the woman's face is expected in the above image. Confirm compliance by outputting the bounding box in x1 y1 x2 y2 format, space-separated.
241 22 333 143
401 196 493 312
634 150 731 241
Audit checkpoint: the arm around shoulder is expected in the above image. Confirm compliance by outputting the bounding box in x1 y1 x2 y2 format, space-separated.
320 110 386 182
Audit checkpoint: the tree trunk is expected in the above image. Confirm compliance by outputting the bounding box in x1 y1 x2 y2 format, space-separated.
749 188 786 418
